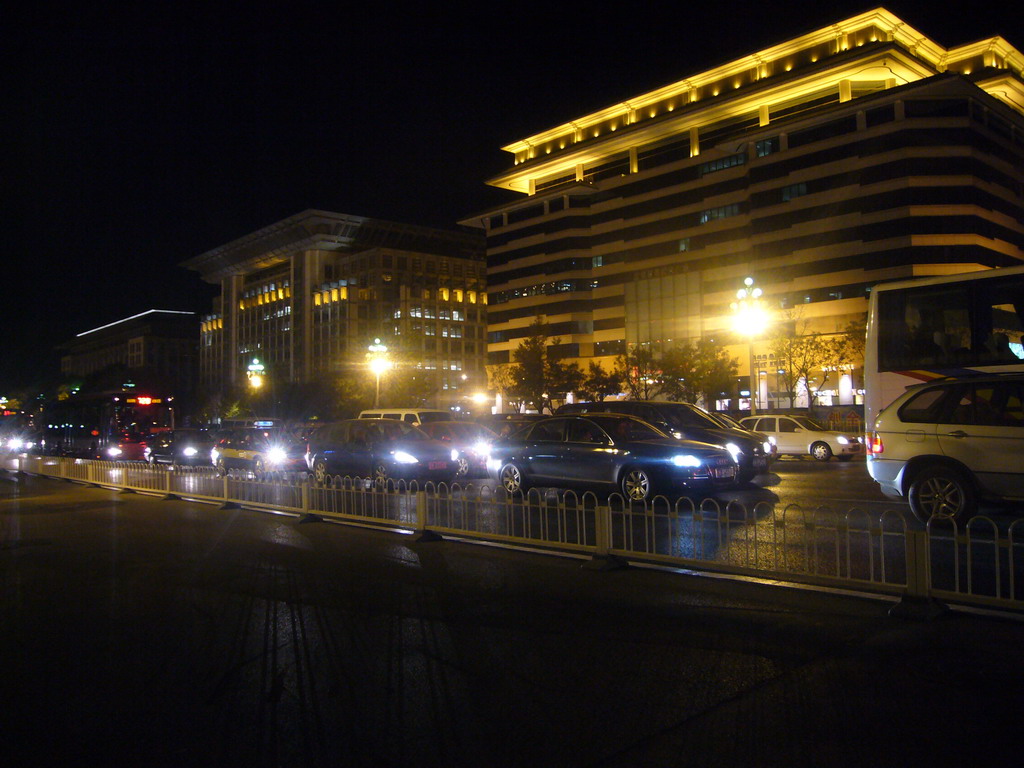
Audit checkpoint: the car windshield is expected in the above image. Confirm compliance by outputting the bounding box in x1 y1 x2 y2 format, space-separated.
791 416 828 431
417 412 450 423
427 423 494 441
661 405 721 430
708 412 745 430
590 416 666 442
374 421 429 441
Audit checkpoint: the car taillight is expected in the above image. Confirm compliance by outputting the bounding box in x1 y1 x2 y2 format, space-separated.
868 432 883 455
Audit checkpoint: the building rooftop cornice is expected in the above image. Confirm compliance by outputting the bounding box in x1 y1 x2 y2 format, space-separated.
488 8 1023 195
181 210 483 282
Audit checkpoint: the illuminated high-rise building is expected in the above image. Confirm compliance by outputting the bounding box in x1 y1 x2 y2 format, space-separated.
183 210 487 410
462 8 1024 408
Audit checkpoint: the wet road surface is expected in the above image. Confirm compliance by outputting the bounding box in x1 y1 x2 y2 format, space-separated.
2 470 1022 767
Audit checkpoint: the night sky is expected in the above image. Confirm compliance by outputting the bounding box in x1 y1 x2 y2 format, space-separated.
3 2 1013 391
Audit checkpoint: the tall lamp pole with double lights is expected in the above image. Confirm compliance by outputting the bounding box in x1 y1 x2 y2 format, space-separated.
367 338 391 408
731 277 769 416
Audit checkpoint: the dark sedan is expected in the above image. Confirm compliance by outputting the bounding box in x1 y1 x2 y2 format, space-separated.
557 400 772 483
418 421 497 478
486 414 738 501
143 429 216 466
306 419 459 486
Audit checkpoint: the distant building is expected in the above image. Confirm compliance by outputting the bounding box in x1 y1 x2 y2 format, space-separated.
181 210 487 409
462 8 1024 410
59 309 198 395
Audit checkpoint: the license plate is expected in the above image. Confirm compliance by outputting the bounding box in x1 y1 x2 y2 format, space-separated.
428 461 447 470
711 465 737 479
754 457 767 469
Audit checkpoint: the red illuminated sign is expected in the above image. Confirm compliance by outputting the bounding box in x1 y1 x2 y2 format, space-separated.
136 396 153 405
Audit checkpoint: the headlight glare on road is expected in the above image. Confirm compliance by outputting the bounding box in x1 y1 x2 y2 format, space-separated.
393 450 418 464
671 454 702 468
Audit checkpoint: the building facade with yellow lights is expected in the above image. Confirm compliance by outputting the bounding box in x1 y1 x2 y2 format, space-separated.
462 8 1024 409
182 210 487 409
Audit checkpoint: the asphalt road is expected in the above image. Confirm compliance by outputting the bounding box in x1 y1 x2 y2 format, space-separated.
2 469 1023 768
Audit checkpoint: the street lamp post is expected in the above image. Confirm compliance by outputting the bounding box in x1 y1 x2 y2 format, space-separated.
731 277 768 416
367 339 391 408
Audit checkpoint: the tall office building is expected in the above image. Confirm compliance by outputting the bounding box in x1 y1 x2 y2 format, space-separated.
463 8 1024 408
182 210 487 409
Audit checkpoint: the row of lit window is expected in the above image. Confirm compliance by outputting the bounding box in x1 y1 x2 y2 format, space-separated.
239 286 291 310
398 308 467 321
315 286 350 305
201 317 224 333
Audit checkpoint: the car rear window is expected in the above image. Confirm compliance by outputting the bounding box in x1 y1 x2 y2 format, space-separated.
897 387 952 423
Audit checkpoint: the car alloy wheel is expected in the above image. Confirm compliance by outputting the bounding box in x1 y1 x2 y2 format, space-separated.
455 456 470 477
499 463 523 493
621 467 652 502
908 465 976 524
215 458 227 476
811 442 833 461
253 457 265 476
313 459 328 484
373 463 389 489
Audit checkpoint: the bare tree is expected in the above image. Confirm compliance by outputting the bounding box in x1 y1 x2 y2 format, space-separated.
619 345 663 400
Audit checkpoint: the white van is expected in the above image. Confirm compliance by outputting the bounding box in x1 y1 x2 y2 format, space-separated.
358 409 451 426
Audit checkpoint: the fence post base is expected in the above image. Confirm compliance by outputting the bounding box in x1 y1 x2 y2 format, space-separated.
297 513 323 524
162 493 181 501
888 594 949 621
416 530 444 543
219 501 241 510
583 554 629 571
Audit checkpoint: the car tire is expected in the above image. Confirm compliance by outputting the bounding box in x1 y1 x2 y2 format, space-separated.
620 466 653 502
499 462 525 494
908 465 976 524
215 458 227 476
313 458 328 484
810 442 833 462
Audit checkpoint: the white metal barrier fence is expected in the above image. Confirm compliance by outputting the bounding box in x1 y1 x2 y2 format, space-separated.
3 454 1022 612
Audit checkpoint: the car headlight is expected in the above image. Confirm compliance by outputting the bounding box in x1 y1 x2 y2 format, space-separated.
182 447 198 457
266 447 288 465
8 438 24 451
671 454 703 468
211 448 220 461
450 449 459 462
107 446 123 457
762 440 773 453
393 450 418 464
836 436 849 445
725 443 742 460
472 440 491 457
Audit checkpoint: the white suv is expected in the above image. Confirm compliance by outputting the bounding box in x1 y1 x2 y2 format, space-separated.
867 374 1024 523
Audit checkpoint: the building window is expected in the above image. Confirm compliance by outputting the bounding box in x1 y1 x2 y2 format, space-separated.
698 203 740 224
678 238 690 252
755 137 780 157
781 182 808 201
698 152 746 176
